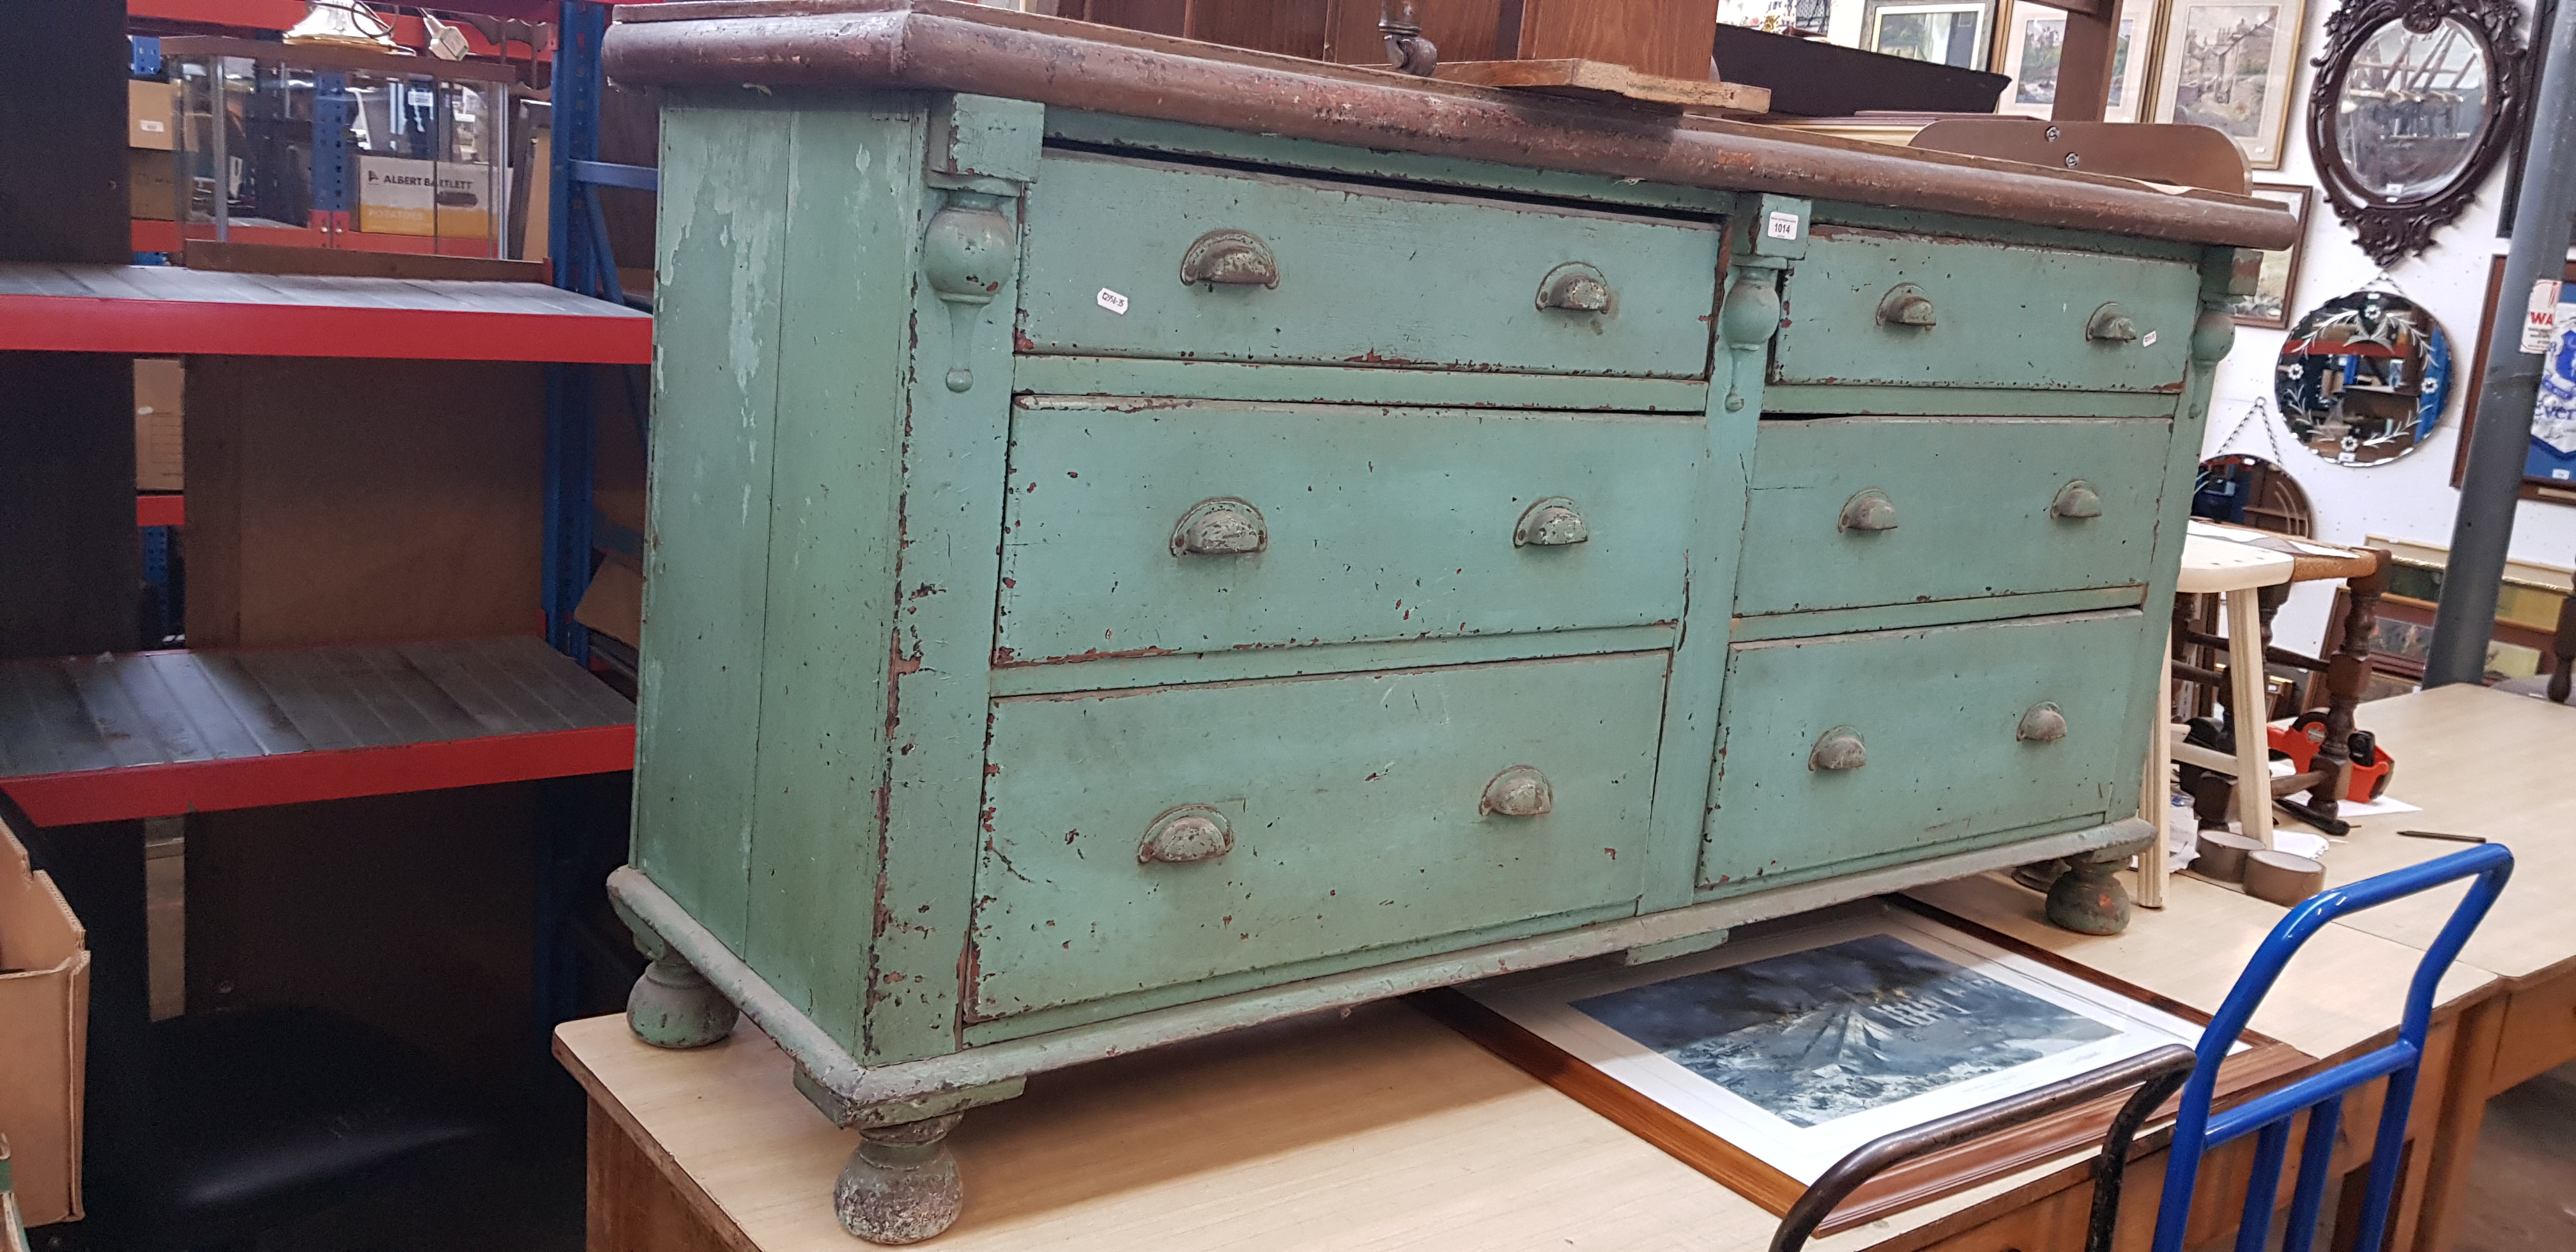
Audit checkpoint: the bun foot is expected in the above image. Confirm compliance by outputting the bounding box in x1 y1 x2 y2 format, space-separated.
625 953 739 1049
834 1114 964 1244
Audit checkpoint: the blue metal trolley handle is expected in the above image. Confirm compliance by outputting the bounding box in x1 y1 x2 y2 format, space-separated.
2150 843 2514 1252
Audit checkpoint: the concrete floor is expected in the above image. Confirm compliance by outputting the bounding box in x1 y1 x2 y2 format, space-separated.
2454 1060 2576 1252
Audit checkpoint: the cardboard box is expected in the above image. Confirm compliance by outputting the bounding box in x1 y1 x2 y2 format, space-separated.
129 147 176 222
574 548 644 648
0 814 90 1227
357 155 494 240
135 358 184 492
129 79 174 151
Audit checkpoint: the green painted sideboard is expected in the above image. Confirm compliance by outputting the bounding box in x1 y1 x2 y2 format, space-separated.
597 3 2296 1242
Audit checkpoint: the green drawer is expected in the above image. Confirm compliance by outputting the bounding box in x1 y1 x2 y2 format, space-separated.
1733 416 2173 618
1699 611 2147 892
1772 225 2199 392
1016 150 1722 378
995 398 1701 664
970 653 1668 1019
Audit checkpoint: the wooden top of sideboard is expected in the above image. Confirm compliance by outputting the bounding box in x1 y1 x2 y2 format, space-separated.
604 0 2296 253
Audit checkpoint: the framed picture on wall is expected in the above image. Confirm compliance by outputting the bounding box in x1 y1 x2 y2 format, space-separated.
1863 0 2000 67
1993 0 2157 122
2150 0 2306 169
2228 182 2313 329
2453 256 2576 506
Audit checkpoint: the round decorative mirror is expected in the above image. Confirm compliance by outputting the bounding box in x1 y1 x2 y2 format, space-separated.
2308 0 2526 264
2274 289 2452 467
2333 20 2492 199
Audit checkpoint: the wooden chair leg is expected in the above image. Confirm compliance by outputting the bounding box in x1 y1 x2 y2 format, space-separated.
2310 551 2390 818
2224 587 2275 850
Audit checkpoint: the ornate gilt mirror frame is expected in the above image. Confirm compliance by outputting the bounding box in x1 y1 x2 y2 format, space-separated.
2307 0 2527 265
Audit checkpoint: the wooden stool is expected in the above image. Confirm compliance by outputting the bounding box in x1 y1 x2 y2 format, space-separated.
2141 523 2387 908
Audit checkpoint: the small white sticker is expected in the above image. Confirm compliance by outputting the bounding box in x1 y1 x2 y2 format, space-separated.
1096 287 1129 315
139 119 166 134
408 88 434 107
1765 210 1800 241
2522 280 2564 354
2141 330 2159 347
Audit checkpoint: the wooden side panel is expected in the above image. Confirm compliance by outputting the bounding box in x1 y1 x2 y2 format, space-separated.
1082 0 1188 36
972 653 1667 1019
185 784 549 1089
1735 416 2172 618
630 98 797 955
585 1099 733 1252
181 356 545 648
737 109 924 1052
0 352 137 658
1503 0 1721 79
860 102 1036 1065
1701 611 2147 892
996 401 1701 664
1186 0 1330 57
1317 0 1506 63
1323 0 1505 68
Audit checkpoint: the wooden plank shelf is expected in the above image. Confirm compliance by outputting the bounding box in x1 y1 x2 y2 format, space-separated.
0 263 652 364
1431 59 1772 115
0 636 636 826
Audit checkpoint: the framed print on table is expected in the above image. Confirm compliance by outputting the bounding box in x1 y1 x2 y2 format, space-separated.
2151 0 2306 169
1994 0 2156 122
1428 900 2303 1235
2229 182 2313 328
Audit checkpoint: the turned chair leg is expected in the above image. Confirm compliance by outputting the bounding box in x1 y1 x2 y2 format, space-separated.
835 1113 966 1244
2308 550 2390 820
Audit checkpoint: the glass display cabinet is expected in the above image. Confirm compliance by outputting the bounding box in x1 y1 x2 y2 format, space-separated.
161 36 518 257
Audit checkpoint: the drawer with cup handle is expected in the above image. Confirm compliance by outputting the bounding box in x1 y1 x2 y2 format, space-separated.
967 650 1669 1021
995 397 1701 665
1015 149 1723 378
1733 415 2172 618
1770 224 2198 393
1699 609 2150 893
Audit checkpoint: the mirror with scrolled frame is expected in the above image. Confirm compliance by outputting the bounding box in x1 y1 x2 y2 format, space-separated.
2307 0 2527 264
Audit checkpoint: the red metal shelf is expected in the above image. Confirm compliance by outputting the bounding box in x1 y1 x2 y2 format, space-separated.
0 264 651 364
0 636 636 826
137 494 186 528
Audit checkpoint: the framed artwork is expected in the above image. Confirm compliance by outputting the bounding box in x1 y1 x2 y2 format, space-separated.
2150 0 2306 169
2451 256 2576 505
2308 0 2527 264
2228 182 2313 328
1430 901 2300 1235
1863 0 1998 67
1993 0 2156 122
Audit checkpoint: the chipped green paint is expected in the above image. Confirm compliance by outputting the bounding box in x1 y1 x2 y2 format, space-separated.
1735 416 2174 617
1774 225 2201 392
625 88 2238 1149
970 652 1668 1019
1699 610 2152 894
1016 149 1724 377
995 399 1703 664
